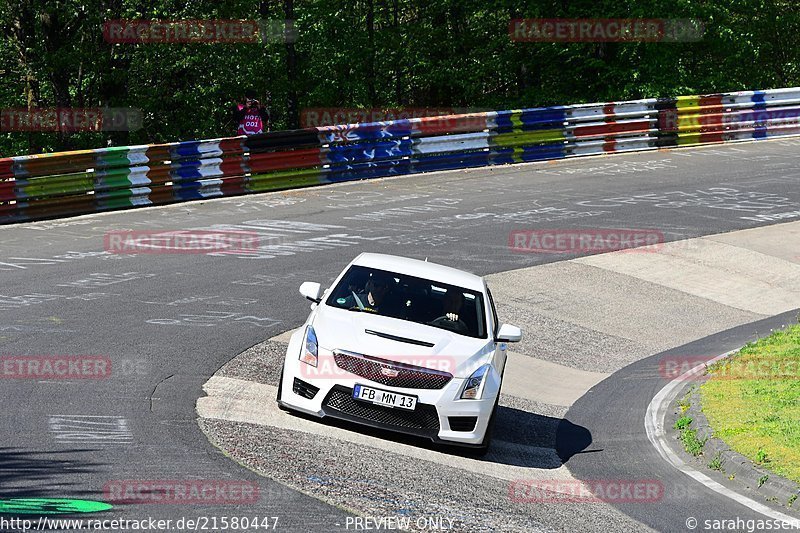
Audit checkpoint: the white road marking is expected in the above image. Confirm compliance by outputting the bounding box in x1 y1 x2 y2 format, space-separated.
48 415 132 444
503 352 608 407
576 237 800 315
645 349 799 525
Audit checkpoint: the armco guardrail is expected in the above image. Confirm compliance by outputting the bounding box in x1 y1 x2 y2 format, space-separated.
2 86 800 224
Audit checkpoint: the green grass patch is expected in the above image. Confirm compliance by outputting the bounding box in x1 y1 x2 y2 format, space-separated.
674 416 693 430
680 427 706 457
674 415 706 456
700 324 800 483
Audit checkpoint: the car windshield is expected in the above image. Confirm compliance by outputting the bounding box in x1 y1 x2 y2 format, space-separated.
325 265 487 339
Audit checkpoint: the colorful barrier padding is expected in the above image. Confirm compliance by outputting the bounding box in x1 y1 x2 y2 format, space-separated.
2 87 800 224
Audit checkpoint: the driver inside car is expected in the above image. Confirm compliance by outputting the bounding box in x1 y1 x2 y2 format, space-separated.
429 289 469 334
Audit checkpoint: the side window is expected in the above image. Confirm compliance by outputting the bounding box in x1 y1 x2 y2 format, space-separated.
487 287 499 337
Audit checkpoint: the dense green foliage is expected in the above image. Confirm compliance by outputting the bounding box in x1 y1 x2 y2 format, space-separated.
1 0 799 156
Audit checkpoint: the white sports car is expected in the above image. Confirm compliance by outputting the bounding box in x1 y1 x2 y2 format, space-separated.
277 253 522 453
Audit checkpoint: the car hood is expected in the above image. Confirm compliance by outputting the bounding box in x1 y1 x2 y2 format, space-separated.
312 305 492 378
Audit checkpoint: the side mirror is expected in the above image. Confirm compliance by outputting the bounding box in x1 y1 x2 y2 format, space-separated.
299 281 322 303
496 323 522 343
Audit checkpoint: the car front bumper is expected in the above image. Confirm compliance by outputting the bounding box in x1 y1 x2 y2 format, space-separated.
278 354 498 447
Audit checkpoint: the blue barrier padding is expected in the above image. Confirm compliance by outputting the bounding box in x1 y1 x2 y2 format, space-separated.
325 140 414 164
173 189 206 200
171 169 206 180
491 144 566 163
318 122 415 144
169 160 211 180
493 108 567 132
171 141 205 158
738 108 800 121
5 86 800 227
323 159 412 183
411 150 491 172
172 181 223 200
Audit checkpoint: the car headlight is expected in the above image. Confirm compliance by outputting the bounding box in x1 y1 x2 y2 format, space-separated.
299 325 318 367
461 364 490 399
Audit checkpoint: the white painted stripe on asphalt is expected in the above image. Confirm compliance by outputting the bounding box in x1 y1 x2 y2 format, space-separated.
198 376 573 483
504 351 608 407
576 240 800 316
644 349 800 526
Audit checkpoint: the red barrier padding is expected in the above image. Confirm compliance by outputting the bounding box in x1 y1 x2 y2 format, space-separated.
0 202 24 223
219 175 247 197
0 158 13 179
698 95 724 110
415 114 489 136
0 180 15 201
219 137 246 155
696 132 725 143
145 145 173 165
246 148 323 173
143 165 173 185
572 119 653 138
14 151 97 178
149 185 176 205
220 154 247 177
21 194 96 220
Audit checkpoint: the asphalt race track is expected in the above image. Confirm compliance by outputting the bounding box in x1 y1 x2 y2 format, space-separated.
3 138 800 532
565 309 800 531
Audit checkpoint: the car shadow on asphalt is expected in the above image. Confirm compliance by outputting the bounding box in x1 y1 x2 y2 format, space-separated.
286 406 592 469
488 406 593 468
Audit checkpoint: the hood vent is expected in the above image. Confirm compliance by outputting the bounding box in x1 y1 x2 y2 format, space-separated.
364 329 435 347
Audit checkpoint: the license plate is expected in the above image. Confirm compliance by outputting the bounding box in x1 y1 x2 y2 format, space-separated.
353 384 417 411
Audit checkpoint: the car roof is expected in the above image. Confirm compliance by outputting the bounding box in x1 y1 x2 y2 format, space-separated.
351 253 485 292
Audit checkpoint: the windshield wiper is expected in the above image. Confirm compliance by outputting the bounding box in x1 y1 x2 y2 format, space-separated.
365 329 435 347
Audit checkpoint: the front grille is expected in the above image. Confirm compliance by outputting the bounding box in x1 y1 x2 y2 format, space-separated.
323 386 440 432
448 416 478 432
333 350 452 390
293 378 320 399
